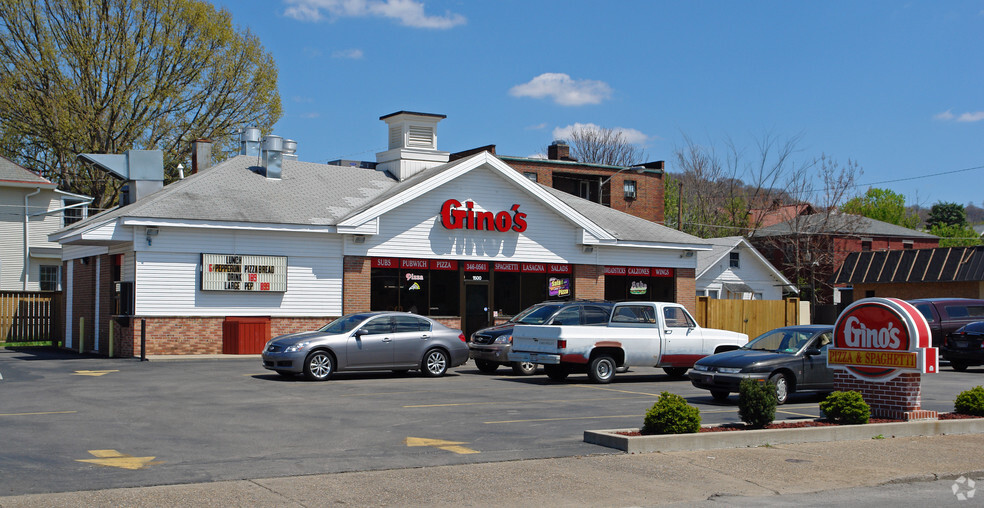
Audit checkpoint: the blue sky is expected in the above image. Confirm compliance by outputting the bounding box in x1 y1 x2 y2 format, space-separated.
213 0 984 209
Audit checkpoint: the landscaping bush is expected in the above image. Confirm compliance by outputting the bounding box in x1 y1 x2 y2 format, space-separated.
819 391 870 424
643 391 701 434
954 386 984 416
738 378 777 428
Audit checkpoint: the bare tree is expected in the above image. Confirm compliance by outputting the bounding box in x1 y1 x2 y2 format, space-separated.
560 125 645 166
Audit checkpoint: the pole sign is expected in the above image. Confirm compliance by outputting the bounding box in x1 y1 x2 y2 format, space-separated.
828 297 937 381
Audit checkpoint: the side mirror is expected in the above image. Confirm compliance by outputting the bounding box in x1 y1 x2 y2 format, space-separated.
354 328 368 337
804 347 821 356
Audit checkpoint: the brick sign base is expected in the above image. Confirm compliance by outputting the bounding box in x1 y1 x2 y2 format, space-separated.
833 371 938 421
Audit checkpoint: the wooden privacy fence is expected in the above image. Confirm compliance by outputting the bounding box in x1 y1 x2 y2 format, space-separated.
695 296 800 340
0 291 62 346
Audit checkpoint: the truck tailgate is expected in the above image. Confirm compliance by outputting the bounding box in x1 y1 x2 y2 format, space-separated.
511 324 564 353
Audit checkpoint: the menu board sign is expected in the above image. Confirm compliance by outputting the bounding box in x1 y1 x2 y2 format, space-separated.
201 254 287 292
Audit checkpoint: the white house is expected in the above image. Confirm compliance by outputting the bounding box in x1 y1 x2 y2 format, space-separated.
695 236 795 300
0 156 90 291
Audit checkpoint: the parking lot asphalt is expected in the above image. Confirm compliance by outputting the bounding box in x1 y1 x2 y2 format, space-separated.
1 349 983 506
2 433 983 507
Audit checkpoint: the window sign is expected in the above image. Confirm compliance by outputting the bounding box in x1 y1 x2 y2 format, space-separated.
549 277 571 297
201 254 287 292
629 280 648 295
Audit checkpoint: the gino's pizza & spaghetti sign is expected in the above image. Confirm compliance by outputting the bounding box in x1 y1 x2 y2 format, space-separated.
828 297 937 381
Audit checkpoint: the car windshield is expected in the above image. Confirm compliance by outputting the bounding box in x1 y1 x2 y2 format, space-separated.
511 304 564 324
742 329 814 353
318 313 374 334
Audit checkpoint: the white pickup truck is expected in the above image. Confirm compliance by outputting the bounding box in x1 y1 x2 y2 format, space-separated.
509 301 748 383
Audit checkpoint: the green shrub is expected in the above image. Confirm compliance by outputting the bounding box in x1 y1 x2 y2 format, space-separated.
643 391 701 434
954 386 984 416
820 391 870 424
738 378 777 428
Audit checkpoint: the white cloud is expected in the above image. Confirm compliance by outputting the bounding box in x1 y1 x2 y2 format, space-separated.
283 0 466 29
957 111 984 122
552 123 648 145
934 109 984 122
509 73 612 106
525 123 548 130
331 48 364 59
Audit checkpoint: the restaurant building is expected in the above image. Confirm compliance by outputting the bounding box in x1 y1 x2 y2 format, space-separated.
52 112 711 356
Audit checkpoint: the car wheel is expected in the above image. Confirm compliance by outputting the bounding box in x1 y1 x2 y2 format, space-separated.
544 364 569 381
951 361 969 372
662 367 688 379
275 370 296 378
711 390 729 401
475 359 499 374
588 355 616 384
511 361 537 376
422 349 449 377
303 351 334 381
769 372 790 405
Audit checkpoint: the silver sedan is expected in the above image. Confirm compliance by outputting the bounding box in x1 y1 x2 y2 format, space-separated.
261 312 469 381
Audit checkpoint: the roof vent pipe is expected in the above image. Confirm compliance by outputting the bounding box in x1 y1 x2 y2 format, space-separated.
282 139 298 161
240 127 261 156
261 135 283 179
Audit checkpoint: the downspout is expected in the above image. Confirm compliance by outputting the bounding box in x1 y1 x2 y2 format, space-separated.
24 187 41 290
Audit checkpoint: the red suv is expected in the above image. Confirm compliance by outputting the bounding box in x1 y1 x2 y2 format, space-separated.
908 298 984 349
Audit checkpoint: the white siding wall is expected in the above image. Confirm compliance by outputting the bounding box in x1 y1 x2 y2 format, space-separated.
351 169 691 268
133 227 342 316
0 187 67 290
697 248 784 300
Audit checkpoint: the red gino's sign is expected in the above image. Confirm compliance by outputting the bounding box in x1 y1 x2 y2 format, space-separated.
828 297 936 381
440 199 527 233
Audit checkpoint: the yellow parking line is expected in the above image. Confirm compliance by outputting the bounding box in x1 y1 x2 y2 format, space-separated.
777 408 820 418
0 411 77 417
577 385 664 397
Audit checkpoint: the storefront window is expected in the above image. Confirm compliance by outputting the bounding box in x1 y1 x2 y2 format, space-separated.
371 268 400 311
370 259 460 316
604 266 675 302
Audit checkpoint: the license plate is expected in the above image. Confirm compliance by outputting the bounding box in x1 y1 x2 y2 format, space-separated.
956 341 968 348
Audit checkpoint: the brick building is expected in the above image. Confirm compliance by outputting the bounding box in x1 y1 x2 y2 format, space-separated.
51 112 709 356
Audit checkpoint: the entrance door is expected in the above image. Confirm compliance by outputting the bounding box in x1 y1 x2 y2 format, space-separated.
464 282 490 339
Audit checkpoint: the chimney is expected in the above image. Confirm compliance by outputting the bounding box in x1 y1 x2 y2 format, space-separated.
240 127 261 156
375 111 450 181
77 150 164 206
261 135 283 179
282 139 298 161
191 139 212 174
548 141 572 161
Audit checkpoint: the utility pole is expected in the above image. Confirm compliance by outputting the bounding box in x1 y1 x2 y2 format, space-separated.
677 181 683 231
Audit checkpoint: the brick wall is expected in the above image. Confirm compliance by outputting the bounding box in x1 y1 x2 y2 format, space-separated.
833 371 937 421
68 257 96 351
573 264 604 300
504 159 665 224
675 268 697 314
851 281 983 300
343 256 371 314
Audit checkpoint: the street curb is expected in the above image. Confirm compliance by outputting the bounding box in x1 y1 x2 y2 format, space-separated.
584 418 984 453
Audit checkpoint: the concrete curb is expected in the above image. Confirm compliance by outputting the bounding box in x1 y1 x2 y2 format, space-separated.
584 418 984 453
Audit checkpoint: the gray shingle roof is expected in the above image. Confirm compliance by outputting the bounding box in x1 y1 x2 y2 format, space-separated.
832 246 984 284
59 153 711 248
695 236 743 275
0 155 53 185
751 213 937 239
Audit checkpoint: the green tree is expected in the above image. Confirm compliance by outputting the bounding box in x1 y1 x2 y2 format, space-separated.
926 202 967 229
0 0 282 209
929 224 983 248
841 188 920 229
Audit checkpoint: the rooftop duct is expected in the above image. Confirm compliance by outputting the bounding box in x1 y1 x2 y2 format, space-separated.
261 135 283 179
283 139 298 161
77 150 164 206
240 127 261 156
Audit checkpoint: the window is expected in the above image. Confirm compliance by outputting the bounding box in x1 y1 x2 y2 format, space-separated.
663 307 695 328
39 265 59 291
729 252 740 268
550 306 581 325
623 180 637 199
394 315 431 332
62 199 87 226
523 172 538 182
861 238 872 251
582 306 611 325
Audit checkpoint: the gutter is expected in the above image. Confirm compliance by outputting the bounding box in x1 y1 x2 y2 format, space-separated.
23 187 41 290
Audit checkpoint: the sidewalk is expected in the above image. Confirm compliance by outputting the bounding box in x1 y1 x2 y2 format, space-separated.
3 433 983 507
